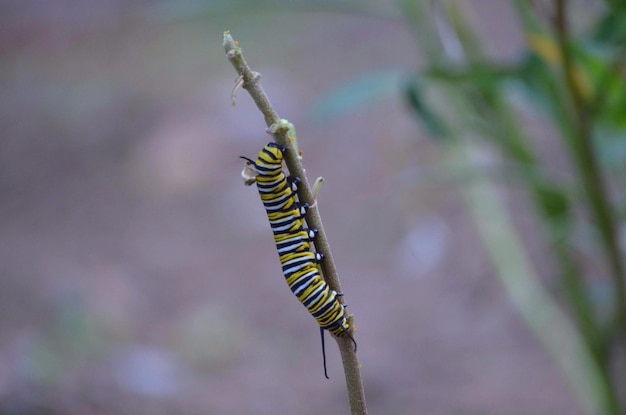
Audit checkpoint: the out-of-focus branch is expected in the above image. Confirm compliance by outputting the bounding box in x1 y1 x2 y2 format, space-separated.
555 0 626 343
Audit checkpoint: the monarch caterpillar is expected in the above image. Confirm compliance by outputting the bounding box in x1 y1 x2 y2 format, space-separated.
241 142 356 378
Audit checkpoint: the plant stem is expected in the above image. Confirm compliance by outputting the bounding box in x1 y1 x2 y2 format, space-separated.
456 141 612 415
555 0 626 344
223 32 367 415
555 2 625 411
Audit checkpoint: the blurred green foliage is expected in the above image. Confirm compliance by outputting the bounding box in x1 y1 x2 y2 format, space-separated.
315 1 626 414
405 3 626 415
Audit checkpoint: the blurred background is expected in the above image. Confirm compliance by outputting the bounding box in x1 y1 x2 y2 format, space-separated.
2 1 625 414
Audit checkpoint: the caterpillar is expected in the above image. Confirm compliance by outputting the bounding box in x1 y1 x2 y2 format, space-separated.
241 142 356 378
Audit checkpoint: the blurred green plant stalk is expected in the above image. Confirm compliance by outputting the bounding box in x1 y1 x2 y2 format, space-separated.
400 1 626 414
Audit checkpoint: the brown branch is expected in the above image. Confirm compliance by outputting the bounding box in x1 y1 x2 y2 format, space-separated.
223 32 368 415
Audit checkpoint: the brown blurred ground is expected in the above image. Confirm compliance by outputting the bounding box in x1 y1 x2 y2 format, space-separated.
0 1 580 414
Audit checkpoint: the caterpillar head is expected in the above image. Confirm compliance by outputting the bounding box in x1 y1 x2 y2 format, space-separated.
240 143 285 186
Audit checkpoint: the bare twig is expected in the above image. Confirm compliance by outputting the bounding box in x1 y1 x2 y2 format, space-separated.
223 32 367 415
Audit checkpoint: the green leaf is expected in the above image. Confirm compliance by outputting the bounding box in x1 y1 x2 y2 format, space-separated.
510 52 569 126
595 126 626 170
535 186 571 222
594 3 626 47
422 62 516 89
404 77 450 140
311 70 405 122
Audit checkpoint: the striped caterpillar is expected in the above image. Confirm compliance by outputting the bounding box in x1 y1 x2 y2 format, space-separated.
241 142 356 378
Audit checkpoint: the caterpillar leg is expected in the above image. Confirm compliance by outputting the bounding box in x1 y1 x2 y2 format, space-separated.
287 176 300 191
297 203 309 217
335 292 347 307
305 228 318 240
280 144 288 153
